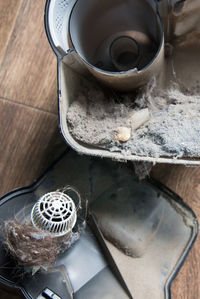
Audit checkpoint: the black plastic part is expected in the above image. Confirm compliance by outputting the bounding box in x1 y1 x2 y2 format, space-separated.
0 150 198 299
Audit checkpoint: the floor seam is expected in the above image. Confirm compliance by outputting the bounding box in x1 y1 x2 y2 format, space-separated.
0 96 57 116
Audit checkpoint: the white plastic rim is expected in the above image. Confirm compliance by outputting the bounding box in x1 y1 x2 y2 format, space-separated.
31 191 77 237
48 0 77 53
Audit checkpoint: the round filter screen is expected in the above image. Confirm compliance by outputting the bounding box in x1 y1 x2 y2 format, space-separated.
31 191 77 237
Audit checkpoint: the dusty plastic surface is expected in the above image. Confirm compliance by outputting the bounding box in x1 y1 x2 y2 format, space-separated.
91 180 196 298
0 150 198 298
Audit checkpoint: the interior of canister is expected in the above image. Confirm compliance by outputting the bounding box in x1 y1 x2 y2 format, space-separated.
69 0 163 72
110 36 141 71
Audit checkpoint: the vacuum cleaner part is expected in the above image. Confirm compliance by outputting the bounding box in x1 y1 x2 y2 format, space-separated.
0 150 198 299
31 191 77 237
45 0 200 166
68 0 164 90
3 188 83 268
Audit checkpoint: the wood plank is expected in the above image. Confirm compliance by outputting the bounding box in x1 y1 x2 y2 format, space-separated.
0 289 21 299
0 0 57 114
0 98 66 197
0 0 23 66
152 164 200 299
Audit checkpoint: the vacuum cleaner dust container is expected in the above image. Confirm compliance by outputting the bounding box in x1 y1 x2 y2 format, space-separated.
45 0 200 162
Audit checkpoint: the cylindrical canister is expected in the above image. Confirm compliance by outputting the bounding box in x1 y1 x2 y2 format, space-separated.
69 0 164 91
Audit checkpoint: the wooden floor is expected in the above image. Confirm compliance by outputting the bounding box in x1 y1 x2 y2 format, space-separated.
0 1 199 298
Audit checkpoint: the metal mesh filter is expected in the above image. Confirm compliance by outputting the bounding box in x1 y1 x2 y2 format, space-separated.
48 0 76 53
31 191 77 237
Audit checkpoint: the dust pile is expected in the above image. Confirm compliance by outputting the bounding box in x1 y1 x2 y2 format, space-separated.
67 80 200 159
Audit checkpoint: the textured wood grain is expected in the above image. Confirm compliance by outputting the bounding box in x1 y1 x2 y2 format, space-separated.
0 0 57 113
0 288 21 299
0 0 65 297
0 0 23 66
0 98 66 197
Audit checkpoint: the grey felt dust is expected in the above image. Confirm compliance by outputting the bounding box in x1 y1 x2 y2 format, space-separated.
67 79 200 159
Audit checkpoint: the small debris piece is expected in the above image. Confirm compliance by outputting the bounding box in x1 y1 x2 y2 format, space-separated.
130 108 150 130
116 127 131 142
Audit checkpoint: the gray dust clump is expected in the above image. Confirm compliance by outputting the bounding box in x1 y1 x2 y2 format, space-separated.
67 80 200 159
67 87 134 146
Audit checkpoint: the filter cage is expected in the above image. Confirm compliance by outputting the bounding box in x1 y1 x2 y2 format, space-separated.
31 191 77 237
